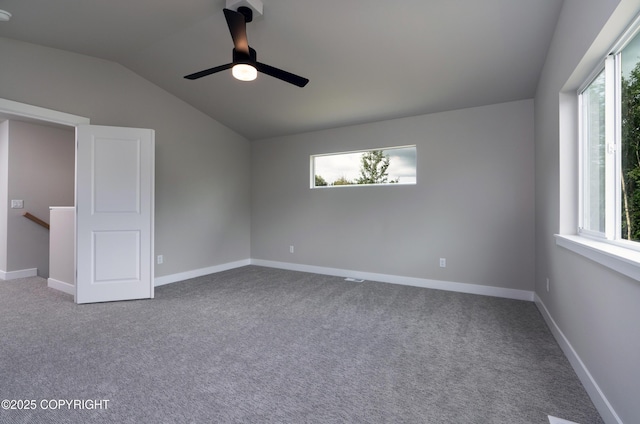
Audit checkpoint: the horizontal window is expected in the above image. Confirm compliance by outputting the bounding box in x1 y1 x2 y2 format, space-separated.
311 146 416 188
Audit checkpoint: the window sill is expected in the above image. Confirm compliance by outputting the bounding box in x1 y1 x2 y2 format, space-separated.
555 234 640 281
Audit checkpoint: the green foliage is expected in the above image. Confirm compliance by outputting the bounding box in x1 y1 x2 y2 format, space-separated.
315 175 328 186
316 150 400 187
332 176 353 186
621 61 640 240
357 150 390 184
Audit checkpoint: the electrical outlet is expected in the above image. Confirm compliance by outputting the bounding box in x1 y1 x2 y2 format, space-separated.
157 255 164 265
11 199 24 209
289 245 294 254
439 258 446 268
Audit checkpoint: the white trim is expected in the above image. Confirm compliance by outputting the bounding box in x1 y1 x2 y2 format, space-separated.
153 258 534 301
0 98 89 298
548 416 580 424
605 54 617 240
250 259 534 301
0 268 38 280
154 259 251 287
535 294 622 424
47 278 74 295
0 98 90 127
555 234 640 281
610 10 640 57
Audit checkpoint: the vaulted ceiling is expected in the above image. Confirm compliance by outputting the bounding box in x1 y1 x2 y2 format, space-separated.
0 0 564 140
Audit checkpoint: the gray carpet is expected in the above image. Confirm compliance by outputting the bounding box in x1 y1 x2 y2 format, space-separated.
0 266 602 423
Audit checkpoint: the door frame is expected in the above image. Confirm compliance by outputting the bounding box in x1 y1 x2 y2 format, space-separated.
2 101 157 304
1 99 156 303
0 99 90 128
1 99 89 293
1 99 111 301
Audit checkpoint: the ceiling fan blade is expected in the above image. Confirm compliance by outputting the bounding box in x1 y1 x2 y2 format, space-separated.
223 8 249 55
184 63 233 80
255 62 309 87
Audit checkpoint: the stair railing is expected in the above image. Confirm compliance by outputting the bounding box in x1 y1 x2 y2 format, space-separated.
23 212 50 230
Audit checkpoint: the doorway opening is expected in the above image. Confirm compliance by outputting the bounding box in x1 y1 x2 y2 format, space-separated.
0 98 89 294
0 98 156 305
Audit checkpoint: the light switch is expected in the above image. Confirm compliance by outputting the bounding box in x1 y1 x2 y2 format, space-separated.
11 199 24 209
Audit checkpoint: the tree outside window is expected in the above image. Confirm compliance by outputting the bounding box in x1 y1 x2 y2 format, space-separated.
311 146 416 188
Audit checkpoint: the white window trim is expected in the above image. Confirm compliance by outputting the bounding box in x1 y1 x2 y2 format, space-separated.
570 14 640 281
577 56 617 239
556 234 640 281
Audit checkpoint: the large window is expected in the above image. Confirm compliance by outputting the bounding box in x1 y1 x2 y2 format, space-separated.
311 146 416 188
579 23 640 245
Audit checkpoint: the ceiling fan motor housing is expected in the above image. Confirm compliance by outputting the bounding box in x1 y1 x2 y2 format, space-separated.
233 47 257 65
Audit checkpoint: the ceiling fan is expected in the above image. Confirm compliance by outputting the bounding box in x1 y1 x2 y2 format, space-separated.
184 6 309 87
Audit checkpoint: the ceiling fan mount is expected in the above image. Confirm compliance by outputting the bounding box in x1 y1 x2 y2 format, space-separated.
236 6 253 23
184 6 309 87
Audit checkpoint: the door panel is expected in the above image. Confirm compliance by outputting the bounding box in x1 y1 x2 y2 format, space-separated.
93 138 140 213
93 231 140 282
76 125 154 304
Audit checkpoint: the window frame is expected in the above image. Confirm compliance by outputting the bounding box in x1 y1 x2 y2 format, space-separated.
577 57 615 241
310 145 417 189
577 19 640 253
557 14 640 283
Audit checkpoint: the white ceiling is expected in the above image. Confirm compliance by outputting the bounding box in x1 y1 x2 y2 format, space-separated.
0 0 564 140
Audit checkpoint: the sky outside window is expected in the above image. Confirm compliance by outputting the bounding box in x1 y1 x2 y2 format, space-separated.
312 146 416 187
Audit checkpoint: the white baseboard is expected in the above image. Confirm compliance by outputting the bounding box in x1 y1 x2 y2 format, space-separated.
47 278 74 295
535 294 622 424
0 268 38 280
154 259 251 287
251 259 535 301
152 258 534 301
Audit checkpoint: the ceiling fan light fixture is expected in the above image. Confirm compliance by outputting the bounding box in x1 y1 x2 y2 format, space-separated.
184 8 308 87
0 9 12 21
232 63 257 81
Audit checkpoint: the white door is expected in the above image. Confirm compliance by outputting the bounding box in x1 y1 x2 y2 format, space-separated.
75 125 154 304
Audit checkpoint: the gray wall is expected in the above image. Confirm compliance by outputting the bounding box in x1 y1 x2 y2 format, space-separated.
0 37 251 278
252 99 535 291
535 0 640 422
0 121 8 271
4 120 74 277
